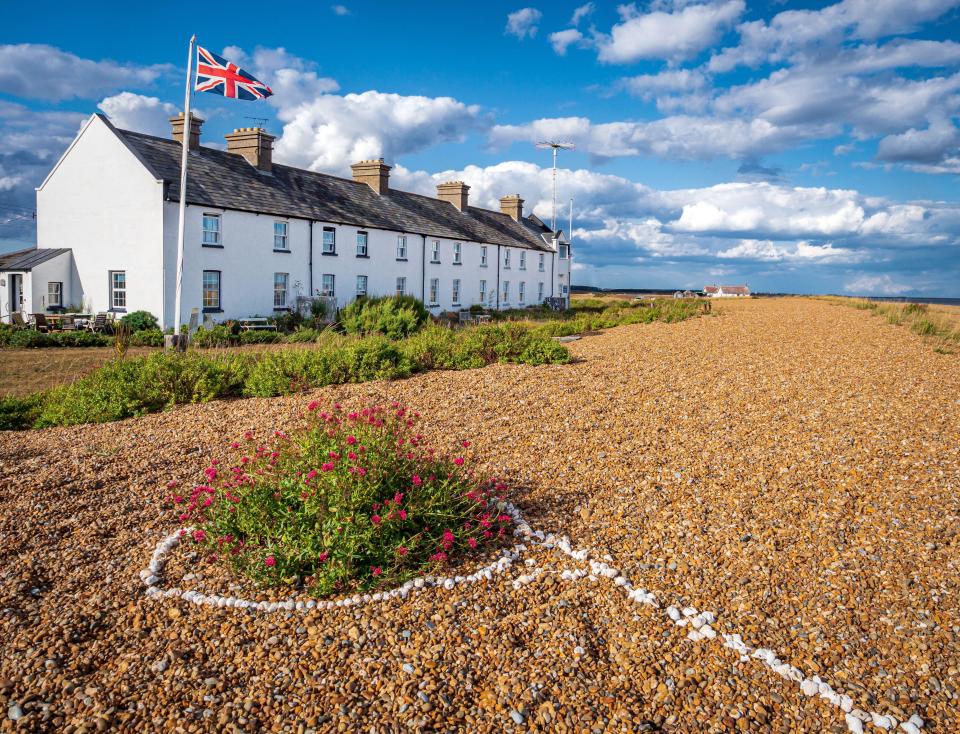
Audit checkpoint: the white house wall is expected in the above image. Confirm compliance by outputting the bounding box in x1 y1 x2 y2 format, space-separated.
28 252 76 313
36 115 164 320
161 201 567 323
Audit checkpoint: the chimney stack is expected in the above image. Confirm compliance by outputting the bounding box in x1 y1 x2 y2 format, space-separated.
499 194 524 221
437 181 470 211
351 158 391 194
169 113 203 150
225 127 275 172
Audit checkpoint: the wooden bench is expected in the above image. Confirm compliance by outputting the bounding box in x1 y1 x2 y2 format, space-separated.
238 318 277 332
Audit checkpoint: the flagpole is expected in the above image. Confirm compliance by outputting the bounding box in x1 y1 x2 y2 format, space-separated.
173 34 196 343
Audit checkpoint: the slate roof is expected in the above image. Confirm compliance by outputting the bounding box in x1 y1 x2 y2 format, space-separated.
108 117 558 252
0 247 71 272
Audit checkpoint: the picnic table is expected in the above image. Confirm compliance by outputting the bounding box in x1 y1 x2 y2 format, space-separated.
238 317 277 332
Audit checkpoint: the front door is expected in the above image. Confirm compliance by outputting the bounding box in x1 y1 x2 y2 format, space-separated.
9 274 23 321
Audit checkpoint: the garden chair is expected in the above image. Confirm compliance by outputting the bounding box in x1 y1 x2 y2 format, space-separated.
33 314 50 333
60 315 77 331
10 313 27 329
89 313 109 333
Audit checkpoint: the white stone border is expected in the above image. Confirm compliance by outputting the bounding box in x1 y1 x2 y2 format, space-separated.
140 502 925 733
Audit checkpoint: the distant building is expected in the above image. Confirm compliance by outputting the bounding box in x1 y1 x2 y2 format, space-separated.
704 284 750 298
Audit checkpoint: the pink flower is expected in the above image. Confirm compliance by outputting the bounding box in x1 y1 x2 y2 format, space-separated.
396 546 408 556
393 492 404 504
461 440 471 448
371 515 382 526
372 566 382 577
204 467 217 481
467 537 478 549
346 435 357 445
397 509 408 521
357 467 367 477
307 400 320 411
453 457 465 466
321 462 335 472
167 480 178 489
348 451 358 460
412 475 422 487
430 551 447 563
306 470 318 480
230 442 240 449
318 551 329 562
328 451 340 459
192 529 206 543
264 555 276 567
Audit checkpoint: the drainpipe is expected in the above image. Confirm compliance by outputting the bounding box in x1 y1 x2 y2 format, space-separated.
495 244 501 310
308 221 314 296
550 249 555 298
421 234 426 303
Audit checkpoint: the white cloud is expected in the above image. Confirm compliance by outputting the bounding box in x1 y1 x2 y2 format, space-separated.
272 91 483 173
222 46 339 108
505 8 543 39
617 69 709 98
716 239 867 263
97 92 177 137
571 2 595 26
596 0 745 64
0 44 169 102
876 118 960 163
331 4 350 15
843 273 911 295
549 29 585 56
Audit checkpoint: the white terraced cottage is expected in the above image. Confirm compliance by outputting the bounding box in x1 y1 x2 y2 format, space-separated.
0 113 571 329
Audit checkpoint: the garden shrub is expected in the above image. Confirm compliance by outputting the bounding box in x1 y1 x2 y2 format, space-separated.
518 337 573 366
120 310 159 332
285 327 324 343
340 295 429 339
8 330 56 348
0 393 45 431
192 324 238 348
173 402 513 594
129 329 165 347
239 329 283 345
52 331 111 347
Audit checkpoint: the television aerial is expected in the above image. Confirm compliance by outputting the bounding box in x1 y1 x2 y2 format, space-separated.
535 141 575 232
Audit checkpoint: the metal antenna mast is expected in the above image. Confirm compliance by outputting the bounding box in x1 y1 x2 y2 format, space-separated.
536 141 574 232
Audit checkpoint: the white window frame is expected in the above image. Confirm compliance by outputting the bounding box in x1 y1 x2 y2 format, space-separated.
429 278 439 305
504 250 511 269
356 275 368 298
479 279 486 304
452 278 461 305
110 271 127 310
502 280 509 305
274 272 289 309
519 281 525 304
322 227 336 255
273 221 289 251
202 213 221 246
519 251 526 270
538 281 545 302
559 244 569 259
321 273 335 298
202 270 220 310
396 276 406 296
538 253 545 272
47 281 62 308
397 235 407 259
453 242 462 264
480 245 488 267
431 240 440 263
356 231 368 257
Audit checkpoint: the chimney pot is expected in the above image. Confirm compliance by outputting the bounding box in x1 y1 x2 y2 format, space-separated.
169 112 204 150
436 181 470 211
499 194 524 221
351 158 391 194
225 127 275 172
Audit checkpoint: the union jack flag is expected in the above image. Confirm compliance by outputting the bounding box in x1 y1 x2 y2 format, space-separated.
194 46 273 101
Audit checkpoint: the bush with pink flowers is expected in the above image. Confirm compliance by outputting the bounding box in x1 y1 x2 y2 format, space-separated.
169 402 513 595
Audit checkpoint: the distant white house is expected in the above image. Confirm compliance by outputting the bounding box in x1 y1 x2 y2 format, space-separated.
704 284 750 298
1 113 572 327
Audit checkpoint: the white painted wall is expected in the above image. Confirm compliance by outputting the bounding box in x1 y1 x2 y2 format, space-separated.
28 252 76 313
36 115 164 321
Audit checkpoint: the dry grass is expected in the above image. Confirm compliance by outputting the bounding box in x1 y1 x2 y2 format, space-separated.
821 296 960 353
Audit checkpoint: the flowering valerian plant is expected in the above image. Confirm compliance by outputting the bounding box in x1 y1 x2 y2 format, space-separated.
168 402 512 594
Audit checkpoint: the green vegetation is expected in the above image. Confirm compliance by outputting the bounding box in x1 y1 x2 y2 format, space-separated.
0 325 111 348
178 403 513 595
824 297 960 351
119 310 159 332
339 295 430 339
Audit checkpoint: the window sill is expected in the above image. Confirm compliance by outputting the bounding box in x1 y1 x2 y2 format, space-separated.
202 308 223 313
321 251 338 257
109 308 127 313
356 254 370 259
202 243 224 249
453 262 462 266
452 303 461 307
430 260 441 264
396 258 408 262
273 307 290 312
273 249 291 254
480 264 488 268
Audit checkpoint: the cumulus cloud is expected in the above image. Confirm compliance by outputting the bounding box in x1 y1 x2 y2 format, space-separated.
571 3 595 26
716 239 867 263
876 118 960 164
222 45 339 108
0 44 169 102
97 92 177 137
549 29 585 56
843 273 912 295
273 91 483 173
505 8 543 39
596 0 745 64
616 69 709 100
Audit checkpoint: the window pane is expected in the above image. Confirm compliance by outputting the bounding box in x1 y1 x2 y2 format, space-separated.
357 232 368 255
202 271 220 309
323 229 336 253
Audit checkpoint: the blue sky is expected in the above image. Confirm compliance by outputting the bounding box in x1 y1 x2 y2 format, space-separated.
2 0 960 295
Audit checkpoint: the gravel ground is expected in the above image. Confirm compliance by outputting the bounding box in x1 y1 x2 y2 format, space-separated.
1 297 958 733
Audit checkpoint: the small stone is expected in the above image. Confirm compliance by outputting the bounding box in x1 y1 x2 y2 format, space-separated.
7 704 23 722
509 709 525 725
